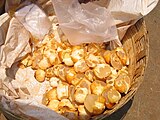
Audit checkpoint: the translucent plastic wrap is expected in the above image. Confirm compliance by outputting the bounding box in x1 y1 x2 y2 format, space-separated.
52 0 118 45
15 4 52 40
0 16 31 68
94 0 159 40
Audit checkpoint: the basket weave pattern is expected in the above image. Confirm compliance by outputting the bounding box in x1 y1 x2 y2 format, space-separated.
93 18 149 120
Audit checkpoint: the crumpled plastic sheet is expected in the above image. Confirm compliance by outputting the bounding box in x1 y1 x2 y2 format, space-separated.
52 0 118 45
0 17 31 68
15 3 52 40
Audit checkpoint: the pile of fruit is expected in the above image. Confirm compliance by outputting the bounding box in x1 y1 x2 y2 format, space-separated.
19 33 131 120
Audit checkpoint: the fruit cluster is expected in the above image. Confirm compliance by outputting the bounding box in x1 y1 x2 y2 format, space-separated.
19 34 130 120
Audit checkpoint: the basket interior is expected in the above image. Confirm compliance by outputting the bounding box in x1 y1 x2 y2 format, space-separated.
0 1 149 119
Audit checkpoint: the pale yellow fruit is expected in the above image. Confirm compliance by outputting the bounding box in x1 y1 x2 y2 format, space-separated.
20 54 32 67
106 75 116 87
44 49 57 65
45 67 55 78
18 63 25 69
106 68 118 87
106 103 115 109
114 74 131 94
58 48 72 58
60 38 71 49
71 47 84 62
50 41 59 50
74 59 89 73
106 87 121 104
110 52 123 70
47 100 59 111
94 64 111 79
46 88 58 101
111 67 118 75
87 43 100 54
103 50 112 64
72 46 81 51
35 69 46 82
42 34 51 45
42 34 58 49
85 70 94 82
38 57 51 70
97 56 106 64
58 50 65 62
90 80 106 95
63 52 74 66
66 69 76 84
70 74 85 86
32 54 43 69
84 94 105 115
57 82 69 100
85 54 99 68
49 77 60 88
118 66 128 75
76 79 91 94
78 105 90 120
27 59 33 66
68 85 76 102
58 99 76 111
115 47 129 65
52 65 60 77
74 87 88 104
102 88 115 109
102 87 109 101
42 94 49 105
57 65 67 81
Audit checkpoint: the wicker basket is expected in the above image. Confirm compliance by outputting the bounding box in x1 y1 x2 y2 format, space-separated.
0 17 149 120
93 18 149 120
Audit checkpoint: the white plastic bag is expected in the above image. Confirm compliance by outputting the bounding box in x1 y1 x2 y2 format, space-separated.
94 0 159 39
0 16 31 68
15 3 52 40
52 0 118 45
